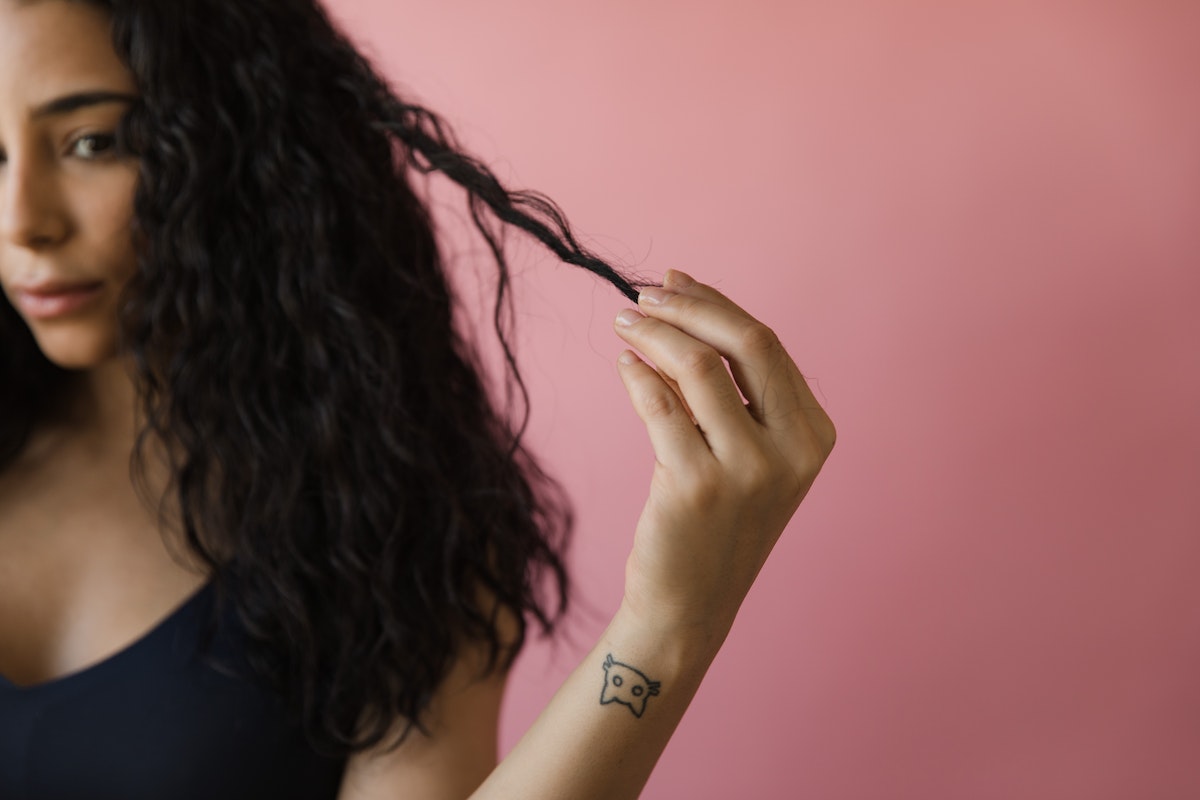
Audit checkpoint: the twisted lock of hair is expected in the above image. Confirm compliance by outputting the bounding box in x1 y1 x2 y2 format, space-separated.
372 94 652 458
382 97 646 303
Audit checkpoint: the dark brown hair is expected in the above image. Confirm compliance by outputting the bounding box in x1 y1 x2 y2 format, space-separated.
0 0 647 756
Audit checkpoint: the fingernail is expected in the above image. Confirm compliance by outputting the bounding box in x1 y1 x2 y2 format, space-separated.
615 309 643 327
666 269 695 288
638 287 673 306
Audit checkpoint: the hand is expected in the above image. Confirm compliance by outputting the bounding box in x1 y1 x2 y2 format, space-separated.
613 269 835 646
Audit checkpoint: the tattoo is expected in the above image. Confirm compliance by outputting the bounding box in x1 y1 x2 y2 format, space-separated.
600 653 661 718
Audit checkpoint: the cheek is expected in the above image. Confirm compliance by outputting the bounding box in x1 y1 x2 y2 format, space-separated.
81 168 140 282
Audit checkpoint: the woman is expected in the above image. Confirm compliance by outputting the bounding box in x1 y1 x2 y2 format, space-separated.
0 0 835 797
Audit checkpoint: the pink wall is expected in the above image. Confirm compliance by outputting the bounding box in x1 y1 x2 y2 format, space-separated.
328 2 1200 797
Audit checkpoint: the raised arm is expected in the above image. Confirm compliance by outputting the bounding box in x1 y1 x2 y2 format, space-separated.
339 268 835 800
476 267 834 798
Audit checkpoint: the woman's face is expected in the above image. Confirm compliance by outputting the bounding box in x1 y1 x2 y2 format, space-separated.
0 0 140 370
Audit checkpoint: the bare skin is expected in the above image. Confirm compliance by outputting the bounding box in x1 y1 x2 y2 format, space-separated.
0 2 835 798
0 406 207 689
0 0 208 689
0 355 207 689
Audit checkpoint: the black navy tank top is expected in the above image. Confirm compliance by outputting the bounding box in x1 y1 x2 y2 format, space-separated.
0 580 347 799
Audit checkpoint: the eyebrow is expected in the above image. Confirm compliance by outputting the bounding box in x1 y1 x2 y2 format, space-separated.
31 90 138 121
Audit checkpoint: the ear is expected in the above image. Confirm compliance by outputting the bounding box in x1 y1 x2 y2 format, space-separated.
604 653 615 671
646 681 661 696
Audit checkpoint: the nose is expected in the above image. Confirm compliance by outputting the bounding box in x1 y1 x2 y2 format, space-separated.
0 149 68 249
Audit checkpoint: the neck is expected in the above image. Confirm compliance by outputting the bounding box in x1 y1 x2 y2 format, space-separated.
16 356 157 482
57 356 143 449
27 358 204 568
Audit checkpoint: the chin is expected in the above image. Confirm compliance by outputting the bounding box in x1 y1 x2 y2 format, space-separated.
30 328 120 371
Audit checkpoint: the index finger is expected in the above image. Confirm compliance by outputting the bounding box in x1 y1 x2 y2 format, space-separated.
644 270 827 436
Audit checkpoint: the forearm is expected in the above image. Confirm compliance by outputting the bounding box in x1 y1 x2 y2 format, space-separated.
463 269 835 799
469 603 729 800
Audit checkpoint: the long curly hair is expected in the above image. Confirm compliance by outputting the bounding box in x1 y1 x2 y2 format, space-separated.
0 0 648 757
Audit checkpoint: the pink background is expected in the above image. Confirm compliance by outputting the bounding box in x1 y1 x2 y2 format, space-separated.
328 2 1199 797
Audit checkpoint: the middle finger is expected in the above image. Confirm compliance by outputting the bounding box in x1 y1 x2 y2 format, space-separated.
614 309 757 460
635 285 811 436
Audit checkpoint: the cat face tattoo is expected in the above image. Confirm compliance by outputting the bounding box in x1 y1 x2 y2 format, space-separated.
600 653 661 718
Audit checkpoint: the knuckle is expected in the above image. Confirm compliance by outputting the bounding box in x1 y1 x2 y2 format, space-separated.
792 429 829 479
805 408 837 456
822 416 837 454
639 387 680 420
739 321 781 356
679 346 724 378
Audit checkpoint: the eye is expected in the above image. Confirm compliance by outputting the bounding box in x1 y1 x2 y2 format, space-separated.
632 685 644 697
71 133 118 160
612 675 623 687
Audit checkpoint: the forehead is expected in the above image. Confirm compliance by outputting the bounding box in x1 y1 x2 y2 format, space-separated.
0 0 136 120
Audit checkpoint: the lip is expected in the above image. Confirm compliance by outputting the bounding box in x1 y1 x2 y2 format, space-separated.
11 281 105 320
12 277 105 295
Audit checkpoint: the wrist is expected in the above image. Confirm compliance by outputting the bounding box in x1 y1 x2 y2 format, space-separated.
608 597 731 671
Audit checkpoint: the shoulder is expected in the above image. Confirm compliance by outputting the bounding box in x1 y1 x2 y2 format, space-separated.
336 608 519 800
